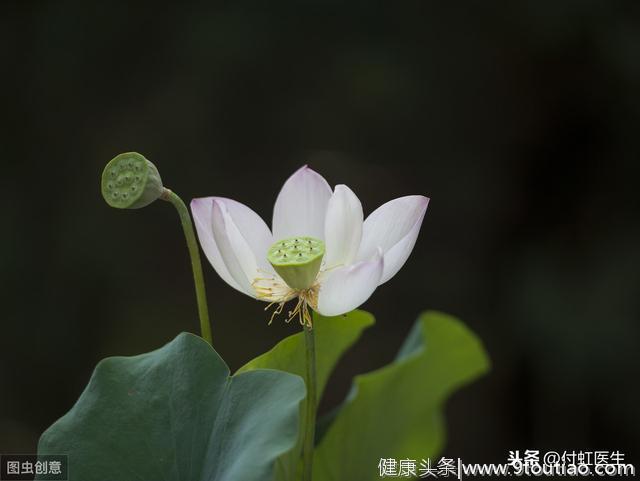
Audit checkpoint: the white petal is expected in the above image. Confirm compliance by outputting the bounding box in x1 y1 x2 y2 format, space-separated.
210 200 261 295
272 165 332 241
191 198 242 292
323 184 363 269
316 249 384 317
212 197 274 274
191 197 274 298
357 195 429 285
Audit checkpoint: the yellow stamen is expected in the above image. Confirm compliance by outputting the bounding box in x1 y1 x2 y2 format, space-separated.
261 284 319 328
266 301 286 325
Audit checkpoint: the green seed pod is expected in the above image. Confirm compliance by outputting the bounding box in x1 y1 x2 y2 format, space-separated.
268 236 325 290
101 152 164 209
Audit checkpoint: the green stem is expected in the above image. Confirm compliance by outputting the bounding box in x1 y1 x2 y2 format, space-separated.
303 325 317 481
162 188 213 345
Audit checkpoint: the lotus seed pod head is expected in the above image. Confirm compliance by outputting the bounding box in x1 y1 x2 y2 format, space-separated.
101 152 164 209
267 237 325 290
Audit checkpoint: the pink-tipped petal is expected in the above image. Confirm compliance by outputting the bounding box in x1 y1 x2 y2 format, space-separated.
323 184 363 269
357 195 429 284
316 249 384 317
272 165 332 241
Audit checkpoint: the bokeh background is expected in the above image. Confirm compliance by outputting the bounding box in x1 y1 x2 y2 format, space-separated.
2 0 639 467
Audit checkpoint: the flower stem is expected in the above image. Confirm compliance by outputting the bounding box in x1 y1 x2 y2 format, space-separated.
161 188 213 345
302 325 317 481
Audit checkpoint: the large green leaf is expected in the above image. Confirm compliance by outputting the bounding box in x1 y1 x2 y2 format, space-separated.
37 332 306 481
237 310 375 481
314 311 490 481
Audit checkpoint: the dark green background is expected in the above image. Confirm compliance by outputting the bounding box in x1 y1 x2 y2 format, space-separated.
2 0 639 464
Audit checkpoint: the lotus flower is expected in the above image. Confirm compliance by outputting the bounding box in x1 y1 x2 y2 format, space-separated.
191 166 429 326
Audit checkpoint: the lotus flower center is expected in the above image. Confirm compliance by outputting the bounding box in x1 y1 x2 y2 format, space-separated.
267 236 325 290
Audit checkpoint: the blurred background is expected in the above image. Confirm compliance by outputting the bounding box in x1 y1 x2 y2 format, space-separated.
2 0 639 466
